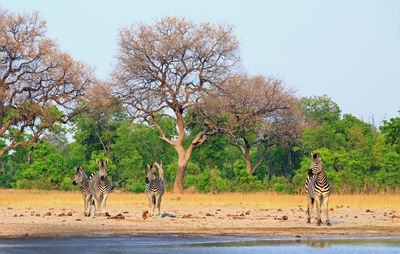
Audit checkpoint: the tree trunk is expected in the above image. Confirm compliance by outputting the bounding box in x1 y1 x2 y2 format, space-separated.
287 146 294 183
268 148 273 185
173 155 190 193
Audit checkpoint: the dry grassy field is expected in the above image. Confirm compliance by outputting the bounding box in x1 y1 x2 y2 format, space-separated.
1 189 400 209
2 189 400 239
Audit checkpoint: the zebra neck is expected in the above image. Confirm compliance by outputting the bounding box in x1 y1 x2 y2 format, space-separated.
81 179 89 188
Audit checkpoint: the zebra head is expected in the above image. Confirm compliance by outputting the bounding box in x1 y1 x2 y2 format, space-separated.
72 167 85 185
309 152 324 175
145 164 157 183
96 159 109 180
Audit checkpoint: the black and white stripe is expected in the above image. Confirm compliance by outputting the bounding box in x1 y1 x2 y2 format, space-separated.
305 152 331 226
89 159 112 216
145 163 165 216
72 167 95 216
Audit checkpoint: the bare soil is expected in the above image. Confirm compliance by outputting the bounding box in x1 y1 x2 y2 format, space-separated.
2 203 400 239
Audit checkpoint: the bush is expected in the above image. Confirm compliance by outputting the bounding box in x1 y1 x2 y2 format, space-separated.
233 160 262 192
60 177 74 191
131 182 146 193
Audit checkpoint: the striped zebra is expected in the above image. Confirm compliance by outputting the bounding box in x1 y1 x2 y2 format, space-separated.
72 167 95 216
89 159 112 216
305 152 331 226
88 159 128 216
145 163 165 216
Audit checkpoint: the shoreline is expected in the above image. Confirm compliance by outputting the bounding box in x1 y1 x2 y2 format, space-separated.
2 227 400 240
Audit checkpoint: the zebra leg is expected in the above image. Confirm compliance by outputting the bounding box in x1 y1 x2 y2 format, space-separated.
306 197 313 223
83 196 88 216
324 196 331 226
87 196 94 216
94 195 102 216
315 195 322 226
146 194 153 216
102 193 110 216
156 195 162 216
152 196 156 216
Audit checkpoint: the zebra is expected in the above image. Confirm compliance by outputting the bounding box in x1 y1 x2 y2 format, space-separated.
305 152 331 226
72 167 95 217
145 163 165 216
88 159 128 216
89 159 112 216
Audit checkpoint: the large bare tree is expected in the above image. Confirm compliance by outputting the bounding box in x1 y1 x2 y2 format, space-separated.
200 74 304 175
0 10 92 158
113 17 239 193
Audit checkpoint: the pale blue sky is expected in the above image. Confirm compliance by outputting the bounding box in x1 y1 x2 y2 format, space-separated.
2 0 400 124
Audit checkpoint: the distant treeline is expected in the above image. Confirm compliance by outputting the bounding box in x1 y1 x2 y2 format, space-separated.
1 95 399 194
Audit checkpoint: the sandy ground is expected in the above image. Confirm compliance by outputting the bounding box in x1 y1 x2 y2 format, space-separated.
2 202 400 240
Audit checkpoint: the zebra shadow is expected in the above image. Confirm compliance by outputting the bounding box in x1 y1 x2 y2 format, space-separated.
160 212 177 218
310 220 344 226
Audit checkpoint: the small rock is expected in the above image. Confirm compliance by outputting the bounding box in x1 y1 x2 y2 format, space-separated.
14 214 17 217
277 208 282 212
240 213 244 216
123 211 129 214
67 212 73 216
182 214 192 218
295 235 301 238
354 216 358 218
76 219 81 221
205 213 212 216
58 213 66 217
366 209 371 213
45 212 51 216
36 213 40 217
245 211 250 215
142 210 148 220
329 208 334 211
19 214 24 217
282 215 288 220
216 209 221 211
7 207 13 210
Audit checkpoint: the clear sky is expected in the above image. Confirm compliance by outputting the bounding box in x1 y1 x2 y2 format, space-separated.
2 0 400 124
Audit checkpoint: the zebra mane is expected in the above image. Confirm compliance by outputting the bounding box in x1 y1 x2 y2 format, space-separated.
81 169 88 179
89 171 98 180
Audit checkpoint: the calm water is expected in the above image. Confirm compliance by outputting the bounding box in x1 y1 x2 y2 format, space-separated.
1 236 400 254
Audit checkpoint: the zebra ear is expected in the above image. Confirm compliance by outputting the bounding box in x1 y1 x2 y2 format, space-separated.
104 159 109 166
74 167 78 172
311 153 314 158
96 159 101 167
147 164 150 171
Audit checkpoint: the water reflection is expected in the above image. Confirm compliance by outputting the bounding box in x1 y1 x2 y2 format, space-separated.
306 240 330 248
1 237 400 253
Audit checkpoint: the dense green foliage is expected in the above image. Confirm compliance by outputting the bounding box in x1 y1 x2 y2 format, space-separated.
0 96 399 194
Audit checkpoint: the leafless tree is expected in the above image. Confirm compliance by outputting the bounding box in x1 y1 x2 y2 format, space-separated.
0 10 92 159
200 74 305 175
113 17 239 193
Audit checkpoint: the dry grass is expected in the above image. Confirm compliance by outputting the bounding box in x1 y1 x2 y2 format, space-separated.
1 189 400 209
